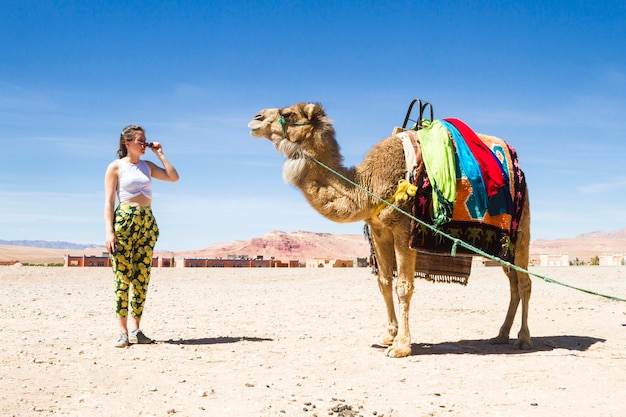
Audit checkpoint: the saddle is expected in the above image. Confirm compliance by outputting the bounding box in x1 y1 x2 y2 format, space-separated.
388 99 527 284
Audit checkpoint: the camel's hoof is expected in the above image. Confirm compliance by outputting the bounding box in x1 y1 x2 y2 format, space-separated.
489 335 510 345
381 336 395 346
385 344 411 358
516 338 533 350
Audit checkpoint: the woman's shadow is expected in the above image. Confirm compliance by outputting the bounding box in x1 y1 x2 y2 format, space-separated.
162 336 273 346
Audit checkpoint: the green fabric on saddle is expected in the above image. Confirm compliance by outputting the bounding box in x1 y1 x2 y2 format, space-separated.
417 120 456 225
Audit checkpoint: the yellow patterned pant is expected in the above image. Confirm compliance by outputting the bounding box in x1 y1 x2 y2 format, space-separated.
110 204 159 319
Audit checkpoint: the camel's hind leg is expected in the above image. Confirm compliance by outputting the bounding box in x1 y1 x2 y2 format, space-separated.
492 266 532 348
491 191 533 349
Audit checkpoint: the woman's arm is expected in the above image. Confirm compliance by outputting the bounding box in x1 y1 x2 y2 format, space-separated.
146 142 179 182
104 161 119 254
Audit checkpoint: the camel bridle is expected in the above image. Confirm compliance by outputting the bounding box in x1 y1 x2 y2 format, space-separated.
278 116 312 140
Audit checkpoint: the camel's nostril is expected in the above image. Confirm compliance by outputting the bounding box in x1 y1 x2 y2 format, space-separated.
254 114 264 121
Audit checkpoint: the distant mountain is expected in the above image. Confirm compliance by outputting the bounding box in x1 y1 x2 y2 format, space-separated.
3 227 626 264
175 230 371 260
182 229 626 262
530 228 626 260
0 240 100 250
575 227 626 240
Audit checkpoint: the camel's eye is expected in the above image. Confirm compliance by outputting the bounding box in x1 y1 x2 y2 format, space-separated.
281 110 296 120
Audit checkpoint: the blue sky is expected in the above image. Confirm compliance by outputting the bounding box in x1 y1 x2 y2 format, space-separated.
1 0 625 252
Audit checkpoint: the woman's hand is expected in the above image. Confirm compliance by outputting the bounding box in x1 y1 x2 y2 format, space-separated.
105 232 117 254
149 141 163 155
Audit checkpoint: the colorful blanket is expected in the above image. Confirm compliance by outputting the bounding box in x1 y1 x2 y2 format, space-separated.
398 120 526 262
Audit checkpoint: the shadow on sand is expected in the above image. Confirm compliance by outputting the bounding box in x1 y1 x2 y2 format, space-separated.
372 335 605 355
161 336 273 346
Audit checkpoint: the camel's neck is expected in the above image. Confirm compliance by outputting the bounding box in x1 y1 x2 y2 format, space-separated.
282 120 398 222
290 157 373 223
276 123 392 224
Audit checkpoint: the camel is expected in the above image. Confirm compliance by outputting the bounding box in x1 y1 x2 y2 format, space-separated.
248 102 532 358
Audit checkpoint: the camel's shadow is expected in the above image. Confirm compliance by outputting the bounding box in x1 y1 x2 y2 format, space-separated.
161 336 273 346
372 335 605 355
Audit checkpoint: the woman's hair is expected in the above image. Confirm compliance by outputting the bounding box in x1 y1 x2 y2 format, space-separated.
117 125 145 158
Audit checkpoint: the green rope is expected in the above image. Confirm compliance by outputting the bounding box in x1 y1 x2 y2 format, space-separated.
306 155 626 303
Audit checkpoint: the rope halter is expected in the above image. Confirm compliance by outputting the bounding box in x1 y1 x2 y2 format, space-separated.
278 116 312 140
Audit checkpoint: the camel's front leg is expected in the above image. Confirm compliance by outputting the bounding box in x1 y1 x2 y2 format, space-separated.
377 273 397 346
368 222 398 346
385 246 416 358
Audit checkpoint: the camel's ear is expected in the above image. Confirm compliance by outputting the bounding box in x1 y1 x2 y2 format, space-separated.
303 103 325 122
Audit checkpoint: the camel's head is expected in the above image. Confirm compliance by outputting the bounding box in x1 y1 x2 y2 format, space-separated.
248 103 330 152
249 102 338 185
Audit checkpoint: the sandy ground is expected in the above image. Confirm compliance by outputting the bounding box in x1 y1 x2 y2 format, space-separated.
0 265 624 417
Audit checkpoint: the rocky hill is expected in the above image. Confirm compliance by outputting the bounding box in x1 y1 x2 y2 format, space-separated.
530 236 626 260
175 230 371 260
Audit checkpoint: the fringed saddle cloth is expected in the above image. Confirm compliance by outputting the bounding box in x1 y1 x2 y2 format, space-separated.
396 118 527 285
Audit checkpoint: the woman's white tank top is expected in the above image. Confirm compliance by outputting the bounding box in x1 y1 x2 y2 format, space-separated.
117 159 152 202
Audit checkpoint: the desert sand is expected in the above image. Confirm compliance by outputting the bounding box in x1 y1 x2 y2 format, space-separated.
1 265 624 416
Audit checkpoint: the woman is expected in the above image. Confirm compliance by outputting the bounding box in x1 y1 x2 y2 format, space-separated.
104 125 179 348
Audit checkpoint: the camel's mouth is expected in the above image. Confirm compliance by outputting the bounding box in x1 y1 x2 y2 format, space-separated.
249 108 283 141
248 115 275 139
248 120 263 133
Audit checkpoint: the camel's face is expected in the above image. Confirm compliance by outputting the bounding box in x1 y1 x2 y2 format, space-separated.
249 103 326 145
248 107 281 141
249 103 333 184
